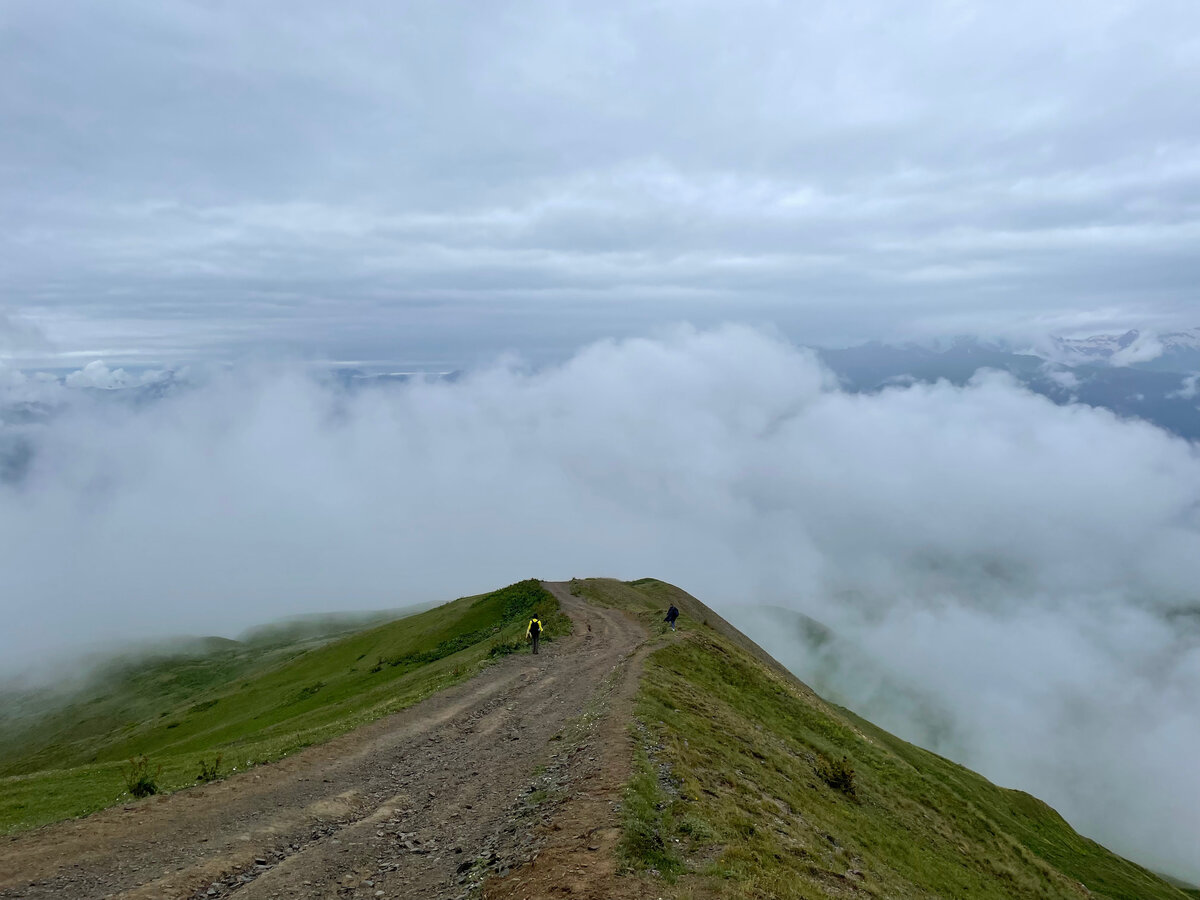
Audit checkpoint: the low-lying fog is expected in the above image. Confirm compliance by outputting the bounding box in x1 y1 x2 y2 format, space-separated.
2 325 1197 880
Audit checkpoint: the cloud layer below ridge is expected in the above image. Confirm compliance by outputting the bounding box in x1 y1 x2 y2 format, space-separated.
2 325 1199 879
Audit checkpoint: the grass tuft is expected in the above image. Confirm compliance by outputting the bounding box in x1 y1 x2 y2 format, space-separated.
619 742 685 879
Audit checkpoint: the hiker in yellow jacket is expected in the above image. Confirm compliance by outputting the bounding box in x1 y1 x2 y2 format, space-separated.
526 617 543 654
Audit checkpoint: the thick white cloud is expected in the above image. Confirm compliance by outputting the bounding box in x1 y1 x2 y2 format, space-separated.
1170 374 1199 400
1 326 1198 878
1109 331 1166 366
63 360 134 389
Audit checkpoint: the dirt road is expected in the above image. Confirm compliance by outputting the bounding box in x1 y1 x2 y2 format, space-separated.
0 585 648 900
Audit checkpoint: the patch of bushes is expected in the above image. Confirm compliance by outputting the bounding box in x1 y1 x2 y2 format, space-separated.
488 640 523 658
376 580 562 669
187 698 219 715
196 754 223 783
475 578 549 622
815 752 857 798
291 681 325 703
123 755 161 798
376 630 489 670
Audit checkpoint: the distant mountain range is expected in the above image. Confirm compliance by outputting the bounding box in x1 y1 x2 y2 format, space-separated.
817 329 1200 441
1040 329 1200 370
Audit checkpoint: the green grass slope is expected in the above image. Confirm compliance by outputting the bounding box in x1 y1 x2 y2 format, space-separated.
0 619 393 768
0 579 566 833
576 578 1188 900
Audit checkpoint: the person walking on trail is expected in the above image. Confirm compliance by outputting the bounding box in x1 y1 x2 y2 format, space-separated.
664 605 679 632
526 616 543 654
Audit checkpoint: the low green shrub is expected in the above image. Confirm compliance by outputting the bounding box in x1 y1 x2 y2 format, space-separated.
488 640 522 658
196 754 223 783
816 752 857 798
288 681 325 703
123 755 161 798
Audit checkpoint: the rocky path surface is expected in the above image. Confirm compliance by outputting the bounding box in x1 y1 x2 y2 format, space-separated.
0 585 647 900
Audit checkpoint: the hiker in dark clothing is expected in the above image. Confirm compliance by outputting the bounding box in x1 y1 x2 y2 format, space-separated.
526 617 543 654
664 605 679 632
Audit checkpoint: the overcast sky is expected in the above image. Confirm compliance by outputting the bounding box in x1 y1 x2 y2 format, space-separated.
3 0 1199 366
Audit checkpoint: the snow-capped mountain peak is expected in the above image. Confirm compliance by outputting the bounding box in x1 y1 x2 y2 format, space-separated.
1040 329 1200 368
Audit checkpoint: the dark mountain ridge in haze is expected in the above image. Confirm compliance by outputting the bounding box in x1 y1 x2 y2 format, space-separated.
819 330 1200 441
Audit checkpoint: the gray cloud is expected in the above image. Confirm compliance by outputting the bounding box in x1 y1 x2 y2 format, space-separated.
0 312 51 358
2 326 1199 879
3 1 1200 362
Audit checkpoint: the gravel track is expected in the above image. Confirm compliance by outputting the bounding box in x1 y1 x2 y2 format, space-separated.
0 585 647 900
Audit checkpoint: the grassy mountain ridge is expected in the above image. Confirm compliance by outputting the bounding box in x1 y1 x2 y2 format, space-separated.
0 612 407 760
2 575 1190 899
0 579 566 832
577 578 1189 900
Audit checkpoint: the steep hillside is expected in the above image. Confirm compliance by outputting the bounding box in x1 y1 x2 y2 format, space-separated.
575 578 1190 900
1 576 1189 900
0 615 396 766
0 580 566 833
